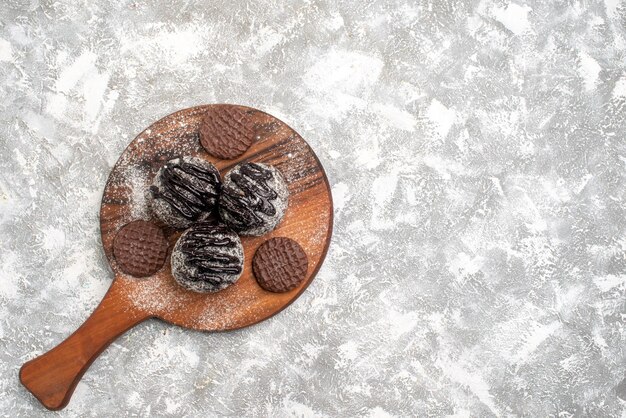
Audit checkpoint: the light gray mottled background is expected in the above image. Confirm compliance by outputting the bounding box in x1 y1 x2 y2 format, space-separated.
1 0 626 416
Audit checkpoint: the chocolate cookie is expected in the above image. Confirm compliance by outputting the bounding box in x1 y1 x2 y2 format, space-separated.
171 222 244 293
199 106 258 159
218 162 288 236
150 156 221 229
252 237 308 293
113 220 168 277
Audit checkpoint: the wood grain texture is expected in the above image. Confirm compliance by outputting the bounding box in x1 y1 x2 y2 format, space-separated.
20 280 150 410
19 104 333 410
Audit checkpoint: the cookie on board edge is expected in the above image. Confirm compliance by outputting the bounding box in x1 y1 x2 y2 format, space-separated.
252 237 308 293
199 105 258 159
113 220 168 277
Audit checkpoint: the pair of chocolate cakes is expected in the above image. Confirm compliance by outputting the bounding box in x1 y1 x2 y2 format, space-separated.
112 107 308 294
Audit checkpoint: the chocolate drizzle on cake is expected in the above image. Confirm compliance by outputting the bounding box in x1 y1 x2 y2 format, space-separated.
179 223 242 285
150 158 220 221
220 163 278 229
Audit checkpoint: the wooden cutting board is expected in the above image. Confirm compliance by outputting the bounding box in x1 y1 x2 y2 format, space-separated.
20 104 333 410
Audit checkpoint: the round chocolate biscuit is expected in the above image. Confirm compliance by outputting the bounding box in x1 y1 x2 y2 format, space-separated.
199 105 258 159
113 220 168 277
252 237 308 293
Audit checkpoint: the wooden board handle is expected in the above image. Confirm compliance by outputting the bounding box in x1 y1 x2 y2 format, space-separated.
19 279 150 410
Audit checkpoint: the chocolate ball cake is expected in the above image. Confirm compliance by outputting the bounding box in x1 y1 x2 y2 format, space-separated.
150 156 221 229
218 162 288 236
171 222 244 293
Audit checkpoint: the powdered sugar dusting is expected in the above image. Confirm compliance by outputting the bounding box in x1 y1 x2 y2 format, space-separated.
125 165 151 220
120 273 187 317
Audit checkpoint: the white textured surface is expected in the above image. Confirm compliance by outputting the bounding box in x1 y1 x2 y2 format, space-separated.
2 0 626 416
